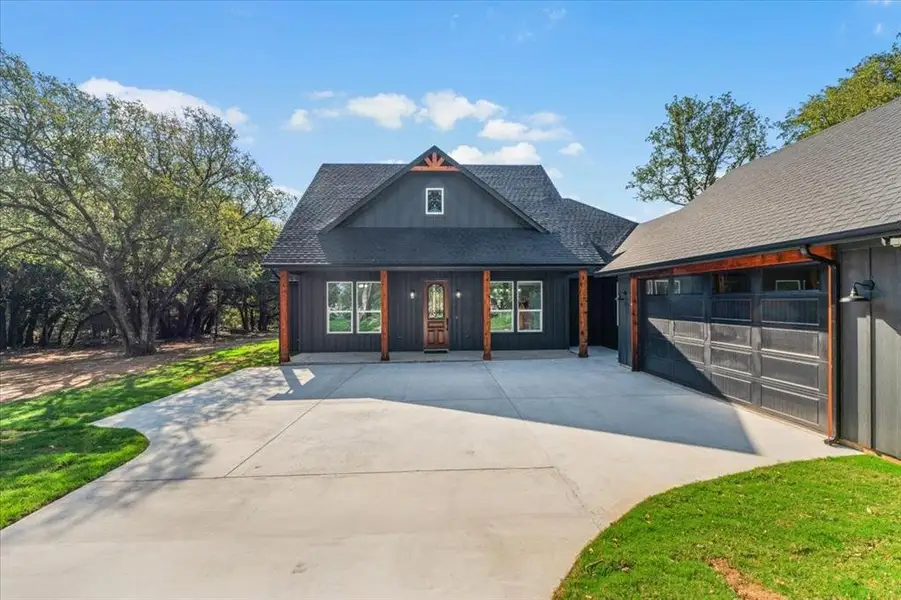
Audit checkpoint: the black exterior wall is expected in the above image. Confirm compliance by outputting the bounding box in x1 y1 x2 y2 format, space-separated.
839 240 901 458
569 277 618 349
289 269 571 354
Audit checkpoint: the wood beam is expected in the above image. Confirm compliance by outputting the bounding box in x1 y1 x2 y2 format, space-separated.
638 245 834 279
629 276 639 371
410 165 460 172
278 270 289 363
380 270 389 361
482 270 491 361
578 269 588 358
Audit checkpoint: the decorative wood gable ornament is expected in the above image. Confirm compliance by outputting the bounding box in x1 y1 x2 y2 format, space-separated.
410 151 460 172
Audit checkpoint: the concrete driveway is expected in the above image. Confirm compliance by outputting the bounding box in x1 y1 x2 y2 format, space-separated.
0 351 852 599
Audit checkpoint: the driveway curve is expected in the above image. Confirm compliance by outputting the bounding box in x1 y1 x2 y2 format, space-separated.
0 351 852 599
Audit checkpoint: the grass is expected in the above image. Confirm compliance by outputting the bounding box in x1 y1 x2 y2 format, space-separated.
0 339 278 529
554 455 901 600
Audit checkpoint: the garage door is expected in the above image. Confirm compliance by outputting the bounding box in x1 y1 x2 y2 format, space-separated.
640 265 829 431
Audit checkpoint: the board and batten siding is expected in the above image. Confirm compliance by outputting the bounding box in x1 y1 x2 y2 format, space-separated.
342 171 530 229
839 242 901 459
290 269 570 353
617 275 631 367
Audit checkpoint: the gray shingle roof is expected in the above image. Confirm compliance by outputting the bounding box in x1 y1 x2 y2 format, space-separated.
603 98 901 274
264 161 636 268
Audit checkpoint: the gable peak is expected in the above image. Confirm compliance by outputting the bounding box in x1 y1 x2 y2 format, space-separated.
409 146 460 172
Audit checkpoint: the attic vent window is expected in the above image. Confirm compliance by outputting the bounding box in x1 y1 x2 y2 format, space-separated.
425 188 444 215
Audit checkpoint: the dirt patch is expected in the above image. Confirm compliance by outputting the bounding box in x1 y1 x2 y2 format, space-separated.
0 335 273 403
709 558 786 600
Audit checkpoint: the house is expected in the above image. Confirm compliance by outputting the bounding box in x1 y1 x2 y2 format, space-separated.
602 98 901 458
263 146 636 362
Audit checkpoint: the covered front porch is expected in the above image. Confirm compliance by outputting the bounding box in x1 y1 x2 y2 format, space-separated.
277 268 592 363
289 347 587 365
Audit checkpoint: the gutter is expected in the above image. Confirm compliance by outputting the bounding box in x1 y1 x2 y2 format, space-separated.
800 245 840 445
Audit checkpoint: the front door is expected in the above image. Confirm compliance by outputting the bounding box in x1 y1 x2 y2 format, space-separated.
423 281 449 351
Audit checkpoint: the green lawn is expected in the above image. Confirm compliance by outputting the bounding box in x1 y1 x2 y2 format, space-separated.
0 339 278 529
555 456 901 600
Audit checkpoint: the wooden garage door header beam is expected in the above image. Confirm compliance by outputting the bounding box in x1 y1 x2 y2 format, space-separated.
636 245 835 279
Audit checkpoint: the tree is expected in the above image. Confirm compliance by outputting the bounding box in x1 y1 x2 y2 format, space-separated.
0 48 289 355
780 38 901 143
627 93 770 206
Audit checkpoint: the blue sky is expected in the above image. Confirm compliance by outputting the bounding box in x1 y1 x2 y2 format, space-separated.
1 1 898 221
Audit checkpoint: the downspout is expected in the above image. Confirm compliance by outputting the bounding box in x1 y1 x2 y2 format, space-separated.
800 245 839 444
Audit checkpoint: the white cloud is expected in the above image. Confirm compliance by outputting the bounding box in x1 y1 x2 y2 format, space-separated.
528 111 564 126
515 30 535 43
308 90 337 100
416 90 504 131
313 108 342 118
546 8 567 23
79 78 251 127
346 93 418 129
478 118 569 142
546 167 563 180
272 184 304 198
450 142 541 165
285 109 312 131
874 22 884 34
378 159 408 164
559 142 585 156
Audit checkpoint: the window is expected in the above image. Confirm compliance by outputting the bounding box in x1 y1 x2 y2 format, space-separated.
356 282 381 333
673 276 704 295
517 281 543 332
713 272 751 294
762 266 821 292
425 188 444 215
326 282 353 333
489 281 514 332
645 279 669 295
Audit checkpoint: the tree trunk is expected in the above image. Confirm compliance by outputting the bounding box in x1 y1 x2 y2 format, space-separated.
0 300 6 350
68 314 92 347
56 317 70 346
23 317 36 347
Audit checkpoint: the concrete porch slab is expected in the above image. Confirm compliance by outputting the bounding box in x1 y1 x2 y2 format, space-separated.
289 347 583 365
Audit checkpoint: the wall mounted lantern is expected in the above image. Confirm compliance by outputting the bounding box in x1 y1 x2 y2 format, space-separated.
409 290 416 300
840 280 875 303
455 290 462 299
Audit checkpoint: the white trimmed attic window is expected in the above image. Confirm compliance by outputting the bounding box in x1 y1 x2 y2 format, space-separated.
425 188 444 215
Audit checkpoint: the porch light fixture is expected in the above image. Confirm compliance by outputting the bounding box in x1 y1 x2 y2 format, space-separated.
840 280 875 303
455 290 462 298
409 290 416 300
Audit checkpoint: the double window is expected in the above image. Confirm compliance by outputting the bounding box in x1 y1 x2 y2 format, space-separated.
326 281 381 334
489 280 543 333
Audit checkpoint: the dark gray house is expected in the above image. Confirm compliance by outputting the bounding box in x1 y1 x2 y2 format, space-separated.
603 98 901 458
264 147 635 362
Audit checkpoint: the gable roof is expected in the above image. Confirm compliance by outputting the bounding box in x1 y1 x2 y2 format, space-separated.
263 154 637 268
602 98 901 275
321 146 547 233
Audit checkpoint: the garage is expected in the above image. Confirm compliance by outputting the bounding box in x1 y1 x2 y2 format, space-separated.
639 264 829 431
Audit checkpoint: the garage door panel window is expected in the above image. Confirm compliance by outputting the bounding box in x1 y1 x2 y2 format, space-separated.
713 272 751 294
762 266 821 292
645 279 669 295
356 282 382 334
673 276 704 295
327 281 354 334
517 281 543 332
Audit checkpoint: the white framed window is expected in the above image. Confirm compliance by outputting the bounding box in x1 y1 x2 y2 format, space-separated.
326 281 353 334
516 281 543 333
489 281 514 332
356 281 382 334
425 187 444 215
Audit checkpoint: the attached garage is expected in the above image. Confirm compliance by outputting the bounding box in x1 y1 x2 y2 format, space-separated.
637 264 829 431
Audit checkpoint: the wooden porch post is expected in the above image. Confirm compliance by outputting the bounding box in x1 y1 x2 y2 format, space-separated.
578 269 589 357
380 270 389 361
629 275 639 371
482 270 492 360
278 270 289 363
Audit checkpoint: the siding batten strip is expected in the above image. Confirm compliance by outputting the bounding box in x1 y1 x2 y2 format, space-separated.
380 270 389 361
278 270 290 363
482 270 492 360
630 275 639 371
578 269 588 357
